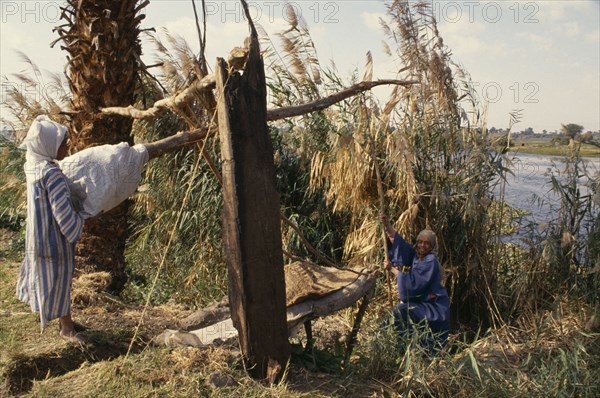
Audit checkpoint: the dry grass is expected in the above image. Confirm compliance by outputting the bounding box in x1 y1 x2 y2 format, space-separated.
2 1 598 397
2 227 599 397
354 297 599 397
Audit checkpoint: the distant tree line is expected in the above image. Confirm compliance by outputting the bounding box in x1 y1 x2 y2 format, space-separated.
488 123 598 143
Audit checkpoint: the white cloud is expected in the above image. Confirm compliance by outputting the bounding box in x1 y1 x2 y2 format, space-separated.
543 4 599 44
0 24 28 50
439 17 486 35
541 0 594 22
451 36 489 56
514 32 552 49
439 18 488 56
542 2 569 22
145 15 294 63
0 21 65 79
559 21 582 38
307 25 328 44
361 12 386 32
160 17 200 42
584 28 600 43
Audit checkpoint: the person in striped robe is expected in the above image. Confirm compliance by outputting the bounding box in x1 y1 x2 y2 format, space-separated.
17 115 85 344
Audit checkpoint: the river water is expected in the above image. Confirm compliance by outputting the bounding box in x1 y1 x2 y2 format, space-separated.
495 152 599 233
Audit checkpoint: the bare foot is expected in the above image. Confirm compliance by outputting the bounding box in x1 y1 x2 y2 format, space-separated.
60 329 87 345
59 315 87 345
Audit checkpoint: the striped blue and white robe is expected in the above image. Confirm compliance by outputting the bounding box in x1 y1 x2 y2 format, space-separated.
17 161 84 329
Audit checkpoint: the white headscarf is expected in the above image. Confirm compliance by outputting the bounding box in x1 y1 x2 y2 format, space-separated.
20 115 68 164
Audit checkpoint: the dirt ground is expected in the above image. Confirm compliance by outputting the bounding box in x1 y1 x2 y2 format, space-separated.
0 228 382 397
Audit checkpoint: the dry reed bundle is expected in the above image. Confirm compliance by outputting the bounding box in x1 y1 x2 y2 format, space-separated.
71 272 112 305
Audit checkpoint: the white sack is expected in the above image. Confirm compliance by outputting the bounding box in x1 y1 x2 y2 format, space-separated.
154 318 239 347
59 142 148 219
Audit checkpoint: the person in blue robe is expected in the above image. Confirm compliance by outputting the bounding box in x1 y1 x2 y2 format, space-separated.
17 116 85 344
381 214 450 351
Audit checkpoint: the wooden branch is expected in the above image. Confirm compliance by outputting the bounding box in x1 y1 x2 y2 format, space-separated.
283 249 304 263
154 270 378 347
280 214 339 268
343 288 374 366
143 127 211 160
285 271 377 331
99 78 416 122
266 79 418 121
100 74 216 119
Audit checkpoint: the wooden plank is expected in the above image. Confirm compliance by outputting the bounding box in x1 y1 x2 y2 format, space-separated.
215 35 289 382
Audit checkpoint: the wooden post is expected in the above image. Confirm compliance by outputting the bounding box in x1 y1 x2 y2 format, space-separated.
343 288 374 367
215 30 289 382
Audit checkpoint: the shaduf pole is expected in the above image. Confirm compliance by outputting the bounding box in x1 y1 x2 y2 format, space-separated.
216 23 289 382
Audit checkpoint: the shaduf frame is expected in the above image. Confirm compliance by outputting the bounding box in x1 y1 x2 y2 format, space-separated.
100 0 415 382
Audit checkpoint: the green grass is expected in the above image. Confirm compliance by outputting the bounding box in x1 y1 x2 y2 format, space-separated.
510 140 600 157
2 254 598 398
1 2 598 395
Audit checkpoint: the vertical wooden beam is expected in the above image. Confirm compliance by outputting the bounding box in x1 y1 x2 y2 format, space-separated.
216 30 289 382
342 289 374 368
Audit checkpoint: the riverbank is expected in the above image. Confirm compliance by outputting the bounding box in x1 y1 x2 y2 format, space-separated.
510 139 600 157
1 226 599 397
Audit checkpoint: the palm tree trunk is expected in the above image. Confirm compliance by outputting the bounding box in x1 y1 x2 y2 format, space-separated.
57 0 145 292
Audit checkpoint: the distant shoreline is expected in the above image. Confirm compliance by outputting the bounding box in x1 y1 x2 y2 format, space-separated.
508 139 599 158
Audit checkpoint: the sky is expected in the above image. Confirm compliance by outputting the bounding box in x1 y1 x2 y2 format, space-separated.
1 0 599 133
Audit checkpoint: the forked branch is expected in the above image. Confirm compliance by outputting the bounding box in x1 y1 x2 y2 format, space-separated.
143 127 211 159
100 77 417 121
267 79 417 121
101 74 216 119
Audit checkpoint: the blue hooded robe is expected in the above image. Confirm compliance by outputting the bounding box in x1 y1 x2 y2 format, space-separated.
388 232 450 348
